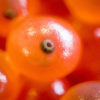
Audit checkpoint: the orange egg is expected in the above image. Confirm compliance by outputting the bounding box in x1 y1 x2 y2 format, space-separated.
64 0 100 24
0 0 28 37
6 16 82 82
61 81 100 100
0 51 21 100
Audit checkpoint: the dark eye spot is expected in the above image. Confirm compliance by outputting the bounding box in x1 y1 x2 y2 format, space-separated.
41 39 55 53
4 9 16 19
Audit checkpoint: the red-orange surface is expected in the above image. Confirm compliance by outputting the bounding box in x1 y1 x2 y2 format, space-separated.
0 0 100 100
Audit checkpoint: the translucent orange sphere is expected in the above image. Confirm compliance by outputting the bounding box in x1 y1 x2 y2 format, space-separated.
61 81 100 100
64 0 100 24
6 16 82 82
0 51 21 100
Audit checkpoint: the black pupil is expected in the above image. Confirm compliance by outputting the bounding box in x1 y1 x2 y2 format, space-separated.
47 42 52 47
